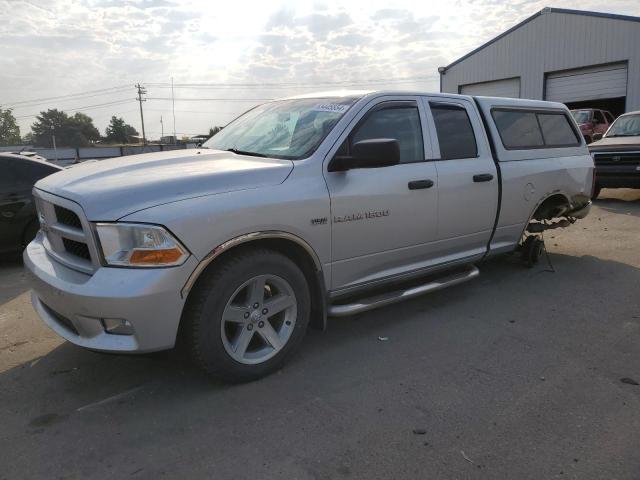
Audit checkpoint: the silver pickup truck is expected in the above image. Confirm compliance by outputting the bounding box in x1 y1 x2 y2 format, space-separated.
24 91 593 381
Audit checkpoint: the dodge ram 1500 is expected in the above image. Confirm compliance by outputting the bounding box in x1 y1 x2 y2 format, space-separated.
25 91 593 381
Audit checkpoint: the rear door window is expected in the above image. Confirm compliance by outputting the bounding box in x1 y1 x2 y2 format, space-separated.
429 103 478 159
492 109 580 149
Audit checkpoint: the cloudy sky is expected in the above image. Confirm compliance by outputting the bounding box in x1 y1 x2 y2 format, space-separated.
1 0 639 140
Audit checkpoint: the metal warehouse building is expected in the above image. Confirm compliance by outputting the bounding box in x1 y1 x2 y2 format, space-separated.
439 7 640 116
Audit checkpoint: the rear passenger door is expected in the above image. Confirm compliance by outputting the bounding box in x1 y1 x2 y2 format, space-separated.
421 97 498 261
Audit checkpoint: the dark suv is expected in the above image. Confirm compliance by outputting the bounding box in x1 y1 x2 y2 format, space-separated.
571 109 615 144
589 110 640 198
0 153 62 254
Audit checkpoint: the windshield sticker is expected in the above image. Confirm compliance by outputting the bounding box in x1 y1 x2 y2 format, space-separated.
313 103 349 114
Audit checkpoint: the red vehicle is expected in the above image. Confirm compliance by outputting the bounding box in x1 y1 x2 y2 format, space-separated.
571 108 615 144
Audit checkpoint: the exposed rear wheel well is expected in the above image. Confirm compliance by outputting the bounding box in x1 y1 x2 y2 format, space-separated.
532 194 571 221
183 238 326 332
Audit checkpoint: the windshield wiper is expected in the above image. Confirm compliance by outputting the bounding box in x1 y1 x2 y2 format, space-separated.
606 133 639 138
224 148 268 158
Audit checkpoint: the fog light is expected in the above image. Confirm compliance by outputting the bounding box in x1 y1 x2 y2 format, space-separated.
102 318 134 335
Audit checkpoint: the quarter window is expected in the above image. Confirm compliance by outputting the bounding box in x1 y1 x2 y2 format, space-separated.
492 109 580 149
429 103 478 160
352 106 424 163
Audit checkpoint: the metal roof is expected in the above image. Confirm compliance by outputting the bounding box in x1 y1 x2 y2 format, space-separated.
441 7 640 72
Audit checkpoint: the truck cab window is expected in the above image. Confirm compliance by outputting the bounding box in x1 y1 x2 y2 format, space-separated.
429 103 478 160
351 106 424 163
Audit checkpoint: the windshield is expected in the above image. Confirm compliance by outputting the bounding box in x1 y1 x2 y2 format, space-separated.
571 110 591 124
606 114 640 137
203 97 359 159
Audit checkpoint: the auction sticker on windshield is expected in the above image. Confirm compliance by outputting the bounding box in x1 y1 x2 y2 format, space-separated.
313 103 349 113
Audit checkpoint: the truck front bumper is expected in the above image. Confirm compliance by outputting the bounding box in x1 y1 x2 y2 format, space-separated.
24 233 198 353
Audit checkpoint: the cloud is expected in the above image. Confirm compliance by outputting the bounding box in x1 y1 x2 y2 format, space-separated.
2 0 640 138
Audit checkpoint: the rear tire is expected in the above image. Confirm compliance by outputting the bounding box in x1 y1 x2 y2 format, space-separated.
182 249 311 383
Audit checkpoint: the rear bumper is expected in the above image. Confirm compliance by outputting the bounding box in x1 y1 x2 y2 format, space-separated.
567 201 591 219
24 232 198 353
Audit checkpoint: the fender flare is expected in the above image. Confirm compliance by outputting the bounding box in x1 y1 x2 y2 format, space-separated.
180 231 323 299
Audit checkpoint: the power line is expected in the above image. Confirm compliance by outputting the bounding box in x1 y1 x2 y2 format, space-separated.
146 97 273 102
14 99 135 120
143 75 435 89
4 85 131 108
7 75 435 112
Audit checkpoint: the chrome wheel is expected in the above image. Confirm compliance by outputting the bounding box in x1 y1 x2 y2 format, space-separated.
221 274 297 364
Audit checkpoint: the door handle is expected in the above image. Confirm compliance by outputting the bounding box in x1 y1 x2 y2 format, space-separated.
473 173 494 182
408 179 434 190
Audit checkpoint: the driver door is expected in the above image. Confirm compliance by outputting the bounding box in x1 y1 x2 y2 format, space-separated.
323 97 439 291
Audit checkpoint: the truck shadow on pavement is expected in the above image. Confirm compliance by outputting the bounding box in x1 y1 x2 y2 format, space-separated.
1 251 639 433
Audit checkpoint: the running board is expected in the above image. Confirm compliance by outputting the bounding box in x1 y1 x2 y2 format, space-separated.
328 265 480 317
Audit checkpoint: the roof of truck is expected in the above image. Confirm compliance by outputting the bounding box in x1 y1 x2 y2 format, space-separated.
282 90 569 111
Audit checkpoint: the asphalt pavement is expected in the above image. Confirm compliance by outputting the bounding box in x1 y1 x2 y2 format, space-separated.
1 189 639 480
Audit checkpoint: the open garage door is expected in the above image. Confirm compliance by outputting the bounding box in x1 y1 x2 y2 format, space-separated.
545 63 627 104
460 77 520 98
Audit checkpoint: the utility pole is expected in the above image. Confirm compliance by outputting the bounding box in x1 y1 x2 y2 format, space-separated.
51 126 58 162
160 115 164 141
135 83 147 145
171 77 177 144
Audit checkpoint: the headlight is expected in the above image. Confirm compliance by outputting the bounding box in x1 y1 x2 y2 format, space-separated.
95 223 189 267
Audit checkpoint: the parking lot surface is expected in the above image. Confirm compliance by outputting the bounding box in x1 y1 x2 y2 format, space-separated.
1 189 639 480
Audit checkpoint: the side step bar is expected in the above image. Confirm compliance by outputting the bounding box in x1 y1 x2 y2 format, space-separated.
328 265 480 317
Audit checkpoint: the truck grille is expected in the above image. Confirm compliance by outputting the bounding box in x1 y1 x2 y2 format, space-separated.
62 238 92 261
54 205 82 229
593 151 640 166
34 190 99 274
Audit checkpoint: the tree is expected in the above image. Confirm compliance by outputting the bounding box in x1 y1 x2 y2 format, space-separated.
105 116 139 144
0 107 22 146
208 126 223 137
31 109 68 147
30 109 100 147
69 112 100 144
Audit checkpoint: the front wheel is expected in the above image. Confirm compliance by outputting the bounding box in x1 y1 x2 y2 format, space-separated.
182 249 311 382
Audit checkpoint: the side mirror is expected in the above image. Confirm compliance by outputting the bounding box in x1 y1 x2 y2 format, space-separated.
592 133 603 141
329 138 400 172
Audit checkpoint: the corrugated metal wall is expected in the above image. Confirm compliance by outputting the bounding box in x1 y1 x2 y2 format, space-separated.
441 10 640 112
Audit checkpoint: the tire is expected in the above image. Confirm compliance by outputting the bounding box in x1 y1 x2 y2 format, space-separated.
182 249 311 383
592 185 601 200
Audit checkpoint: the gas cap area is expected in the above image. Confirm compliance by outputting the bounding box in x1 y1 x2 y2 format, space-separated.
524 182 535 201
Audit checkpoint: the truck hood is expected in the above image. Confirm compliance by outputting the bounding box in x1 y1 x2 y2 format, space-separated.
589 136 640 151
35 149 294 220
